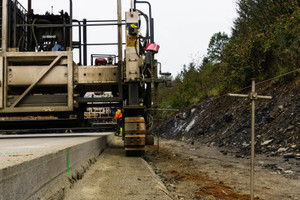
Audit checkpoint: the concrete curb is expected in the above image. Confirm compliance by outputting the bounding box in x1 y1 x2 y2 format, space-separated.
0 134 113 200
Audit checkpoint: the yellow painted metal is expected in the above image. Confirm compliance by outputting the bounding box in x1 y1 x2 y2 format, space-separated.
78 65 118 84
0 52 74 113
125 135 145 146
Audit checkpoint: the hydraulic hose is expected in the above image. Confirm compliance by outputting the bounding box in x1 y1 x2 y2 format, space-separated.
136 9 149 43
32 18 38 49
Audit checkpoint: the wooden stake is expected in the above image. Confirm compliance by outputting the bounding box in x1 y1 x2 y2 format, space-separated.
229 79 272 200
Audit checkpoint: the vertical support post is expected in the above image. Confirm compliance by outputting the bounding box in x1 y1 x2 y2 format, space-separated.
0 56 3 108
228 79 272 200
27 0 32 50
73 20 82 65
117 0 123 64
250 79 255 200
28 0 32 13
1 0 8 109
128 83 139 105
67 52 74 109
131 0 134 12
150 18 154 43
13 1 17 48
117 0 123 99
83 19 87 66
69 0 73 50
2 0 8 52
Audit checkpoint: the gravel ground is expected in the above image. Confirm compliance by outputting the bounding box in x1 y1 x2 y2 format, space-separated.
62 136 300 200
144 139 300 200
64 137 172 200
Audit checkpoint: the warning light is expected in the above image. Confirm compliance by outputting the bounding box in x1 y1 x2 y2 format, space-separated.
146 43 160 53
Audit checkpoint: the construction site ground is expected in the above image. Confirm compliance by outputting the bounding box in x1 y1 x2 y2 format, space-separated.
144 139 300 200
64 136 172 200
63 136 300 200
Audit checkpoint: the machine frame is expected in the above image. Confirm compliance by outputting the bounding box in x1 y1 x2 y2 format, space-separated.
0 0 170 154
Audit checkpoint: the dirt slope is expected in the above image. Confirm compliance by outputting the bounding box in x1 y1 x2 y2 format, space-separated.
157 79 300 159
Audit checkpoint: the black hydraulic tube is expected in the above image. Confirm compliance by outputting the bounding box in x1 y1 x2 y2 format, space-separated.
73 19 82 65
150 18 154 43
134 0 154 43
83 19 87 66
135 0 152 20
136 9 149 43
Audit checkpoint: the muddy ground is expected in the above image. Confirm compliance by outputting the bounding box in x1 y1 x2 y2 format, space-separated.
144 139 300 200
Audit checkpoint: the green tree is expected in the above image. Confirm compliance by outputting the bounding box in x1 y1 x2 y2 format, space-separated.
206 32 230 63
157 0 300 113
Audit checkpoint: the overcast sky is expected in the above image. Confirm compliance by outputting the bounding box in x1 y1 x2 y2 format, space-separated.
18 0 238 76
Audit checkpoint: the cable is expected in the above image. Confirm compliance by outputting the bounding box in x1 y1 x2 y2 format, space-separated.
32 18 39 49
136 9 149 43
134 36 141 57
256 68 300 87
18 35 25 50
147 113 154 131
227 67 300 96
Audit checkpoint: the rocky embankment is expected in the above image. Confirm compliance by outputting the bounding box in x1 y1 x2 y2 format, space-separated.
157 79 300 161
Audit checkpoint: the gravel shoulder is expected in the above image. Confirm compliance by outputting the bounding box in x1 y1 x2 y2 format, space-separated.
64 136 172 200
144 139 300 200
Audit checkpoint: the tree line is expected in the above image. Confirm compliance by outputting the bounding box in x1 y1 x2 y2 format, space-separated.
158 0 299 113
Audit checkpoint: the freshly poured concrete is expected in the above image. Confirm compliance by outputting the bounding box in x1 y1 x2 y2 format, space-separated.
0 133 112 168
0 133 113 200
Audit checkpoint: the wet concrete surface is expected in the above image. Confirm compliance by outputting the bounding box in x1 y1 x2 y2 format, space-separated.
0 133 113 200
0 132 113 169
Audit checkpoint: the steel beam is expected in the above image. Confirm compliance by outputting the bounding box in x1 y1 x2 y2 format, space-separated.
2 0 8 52
83 19 87 66
11 56 62 108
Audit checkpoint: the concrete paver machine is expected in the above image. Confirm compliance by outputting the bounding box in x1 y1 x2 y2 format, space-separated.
0 0 170 154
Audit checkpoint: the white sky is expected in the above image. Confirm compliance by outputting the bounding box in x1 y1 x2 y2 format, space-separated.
18 0 238 76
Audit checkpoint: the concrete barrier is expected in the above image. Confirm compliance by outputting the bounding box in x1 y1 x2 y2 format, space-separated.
0 134 113 200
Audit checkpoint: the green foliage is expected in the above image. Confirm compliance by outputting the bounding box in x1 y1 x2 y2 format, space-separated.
206 32 230 63
225 0 300 87
157 0 300 111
